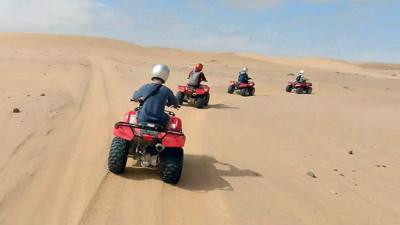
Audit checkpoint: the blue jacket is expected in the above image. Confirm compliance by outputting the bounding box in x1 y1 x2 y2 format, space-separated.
132 83 178 126
238 72 250 83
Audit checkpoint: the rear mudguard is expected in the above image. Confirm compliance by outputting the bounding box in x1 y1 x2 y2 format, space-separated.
114 126 186 148
113 110 186 148
177 85 210 96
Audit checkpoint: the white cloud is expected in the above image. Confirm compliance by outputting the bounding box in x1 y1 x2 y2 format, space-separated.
0 0 94 32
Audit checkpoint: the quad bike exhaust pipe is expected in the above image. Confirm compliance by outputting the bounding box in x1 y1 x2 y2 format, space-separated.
155 143 165 152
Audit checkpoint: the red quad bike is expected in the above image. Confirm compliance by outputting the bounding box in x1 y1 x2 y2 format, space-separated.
175 85 210 109
108 107 185 184
286 81 313 94
227 80 255 96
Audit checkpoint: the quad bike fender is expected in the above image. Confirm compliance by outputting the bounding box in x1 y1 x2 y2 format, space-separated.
162 134 186 148
113 110 137 141
114 126 134 141
178 85 188 92
229 80 237 85
167 116 183 131
238 83 248 88
195 85 210 95
195 89 206 95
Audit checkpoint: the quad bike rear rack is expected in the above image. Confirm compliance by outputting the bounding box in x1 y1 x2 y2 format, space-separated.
114 122 184 136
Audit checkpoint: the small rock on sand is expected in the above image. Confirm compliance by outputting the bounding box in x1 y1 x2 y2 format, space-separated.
376 164 387 168
307 171 317 178
40 93 46 96
13 108 21 113
348 150 354 155
330 190 338 195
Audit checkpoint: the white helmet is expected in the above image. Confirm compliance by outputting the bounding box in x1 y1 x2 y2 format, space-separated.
299 70 304 75
242 67 248 73
151 64 170 83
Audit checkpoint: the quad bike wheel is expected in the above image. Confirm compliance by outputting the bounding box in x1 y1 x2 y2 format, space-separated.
296 88 304 94
195 96 206 109
108 137 130 174
286 85 293 92
249 87 255 96
161 148 183 184
175 92 184 105
239 88 247 96
227 85 235 94
204 93 210 106
306 87 313 94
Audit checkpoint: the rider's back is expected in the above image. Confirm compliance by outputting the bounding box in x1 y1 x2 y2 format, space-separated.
133 83 176 126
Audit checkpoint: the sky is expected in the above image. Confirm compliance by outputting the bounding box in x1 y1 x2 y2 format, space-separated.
0 0 399 63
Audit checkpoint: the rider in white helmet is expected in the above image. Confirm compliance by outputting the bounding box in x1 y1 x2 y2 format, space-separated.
131 64 179 127
238 67 251 84
295 70 306 83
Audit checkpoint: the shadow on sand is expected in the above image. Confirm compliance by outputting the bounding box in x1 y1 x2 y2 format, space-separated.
120 154 261 192
207 103 238 109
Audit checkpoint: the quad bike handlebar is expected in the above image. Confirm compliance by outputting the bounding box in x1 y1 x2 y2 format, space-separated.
133 106 178 116
130 99 180 110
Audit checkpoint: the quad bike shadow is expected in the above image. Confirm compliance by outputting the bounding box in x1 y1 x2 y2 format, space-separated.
121 155 261 192
207 103 238 110
179 155 262 192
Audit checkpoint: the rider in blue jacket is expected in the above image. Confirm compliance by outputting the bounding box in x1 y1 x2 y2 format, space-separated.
132 64 179 127
238 67 251 84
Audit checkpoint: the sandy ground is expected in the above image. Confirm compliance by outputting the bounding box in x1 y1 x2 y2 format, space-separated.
0 33 400 225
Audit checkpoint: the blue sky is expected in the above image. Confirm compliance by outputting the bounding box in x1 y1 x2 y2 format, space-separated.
0 0 399 62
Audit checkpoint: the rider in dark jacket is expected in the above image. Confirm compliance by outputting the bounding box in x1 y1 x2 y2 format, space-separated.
132 64 179 127
238 67 251 84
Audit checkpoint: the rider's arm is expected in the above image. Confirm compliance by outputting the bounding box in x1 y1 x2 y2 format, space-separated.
187 71 193 79
132 85 146 101
168 89 179 107
201 73 208 82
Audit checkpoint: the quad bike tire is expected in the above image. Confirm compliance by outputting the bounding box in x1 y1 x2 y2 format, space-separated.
176 92 184 105
204 93 210 106
249 87 255 96
306 87 313 94
108 137 130 174
195 96 206 109
239 88 247 96
161 148 183 184
286 85 293 92
227 85 235 94
296 88 304 94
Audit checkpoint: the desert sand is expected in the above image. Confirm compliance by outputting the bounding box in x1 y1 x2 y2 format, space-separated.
0 33 399 225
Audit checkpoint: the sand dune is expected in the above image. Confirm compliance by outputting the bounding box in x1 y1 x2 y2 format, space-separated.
1 33 400 225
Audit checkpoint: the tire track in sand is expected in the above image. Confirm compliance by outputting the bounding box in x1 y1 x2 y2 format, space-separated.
0 58 114 225
78 65 236 225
